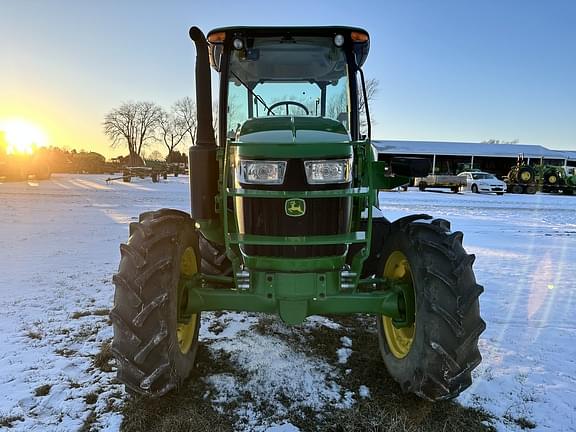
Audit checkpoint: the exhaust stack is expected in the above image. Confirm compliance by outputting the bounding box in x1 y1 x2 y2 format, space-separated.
188 27 218 221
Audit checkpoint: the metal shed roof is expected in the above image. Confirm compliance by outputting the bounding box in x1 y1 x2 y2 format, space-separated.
373 140 573 160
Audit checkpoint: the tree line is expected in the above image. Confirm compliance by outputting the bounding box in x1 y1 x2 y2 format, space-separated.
103 97 197 165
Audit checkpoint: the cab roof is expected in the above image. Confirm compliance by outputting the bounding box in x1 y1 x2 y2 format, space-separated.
207 26 370 67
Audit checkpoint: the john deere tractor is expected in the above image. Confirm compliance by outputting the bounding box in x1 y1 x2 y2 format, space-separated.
505 155 537 194
111 26 485 401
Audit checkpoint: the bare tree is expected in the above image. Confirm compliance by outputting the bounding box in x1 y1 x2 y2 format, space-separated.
482 138 520 144
173 97 197 146
157 108 188 161
147 150 164 161
326 77 379 136
358 78 379 136
103 101 162 165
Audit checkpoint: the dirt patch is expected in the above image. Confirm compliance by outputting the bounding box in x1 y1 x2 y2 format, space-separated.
55 348 77 357
0 415 24 428
93 341 114 373
25 330 43 340
120 314 494 431
120 344 234 432
310 316 493 431
85 392 98 405
34 384 51 397
79 410 97 432
71 308 110 319
505 415 536 430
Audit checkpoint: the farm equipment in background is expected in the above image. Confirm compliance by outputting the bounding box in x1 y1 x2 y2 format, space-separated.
506 155 574 195
414 173 467 193
505 155 537 194
111 26 485 401
565 167 576 193
540 165 573 195
105 161 184 183
0 151 51 182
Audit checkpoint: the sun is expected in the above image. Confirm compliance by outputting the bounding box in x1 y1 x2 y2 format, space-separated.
0 118 49 155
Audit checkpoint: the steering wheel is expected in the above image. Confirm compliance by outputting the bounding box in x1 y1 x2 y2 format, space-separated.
267 101 310 116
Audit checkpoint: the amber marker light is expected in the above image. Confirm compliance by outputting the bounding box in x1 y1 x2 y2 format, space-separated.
351 31 369 42
207 32 226 43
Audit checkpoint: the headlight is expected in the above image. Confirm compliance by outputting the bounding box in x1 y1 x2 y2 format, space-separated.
238 160 286 184
304 159 352 184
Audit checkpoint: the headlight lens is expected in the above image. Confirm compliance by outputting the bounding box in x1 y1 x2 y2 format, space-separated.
304 159 352 184
238 160 287 184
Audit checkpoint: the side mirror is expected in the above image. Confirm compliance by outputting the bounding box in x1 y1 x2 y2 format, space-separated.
390 157 431 178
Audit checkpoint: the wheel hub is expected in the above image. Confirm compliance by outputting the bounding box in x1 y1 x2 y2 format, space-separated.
382 251 416 359
177 246 198 354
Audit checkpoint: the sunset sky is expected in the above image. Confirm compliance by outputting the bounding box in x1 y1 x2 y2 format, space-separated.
1 0 575 157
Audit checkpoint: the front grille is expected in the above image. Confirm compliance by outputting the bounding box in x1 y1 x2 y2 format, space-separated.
237 159 351 258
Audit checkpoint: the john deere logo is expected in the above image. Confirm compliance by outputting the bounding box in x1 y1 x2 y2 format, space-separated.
285 198 306 217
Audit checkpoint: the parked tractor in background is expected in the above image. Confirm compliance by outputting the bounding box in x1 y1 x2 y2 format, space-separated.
540 165 573 194
111 26 485 402
506 155 574 195
565 167 576 193
505 155 537 194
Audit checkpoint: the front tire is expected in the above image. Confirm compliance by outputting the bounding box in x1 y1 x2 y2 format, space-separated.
376 217 485 401
111 209 201 397
511 184 524 194
471 184 479 193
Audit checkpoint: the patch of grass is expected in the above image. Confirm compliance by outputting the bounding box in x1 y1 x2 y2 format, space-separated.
208 320 225 335
93 308 111 316
71 308 110 319
34 384 51 397
71 324 100 342
26 330 43 340
79 410 97 432
93 342 114 373
318 316 494 431
55 348 77 357
120 314 494 432
69 381 82 389
257 315 495 432
0 415 24 428
120 344 235 432
85 392 98 405
505 415 536 430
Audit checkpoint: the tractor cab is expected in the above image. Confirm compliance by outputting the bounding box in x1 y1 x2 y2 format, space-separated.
206 27 370 144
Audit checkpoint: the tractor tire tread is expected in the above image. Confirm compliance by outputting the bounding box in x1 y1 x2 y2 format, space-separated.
111 209 200 397
199 235 232 276
377 218 485 401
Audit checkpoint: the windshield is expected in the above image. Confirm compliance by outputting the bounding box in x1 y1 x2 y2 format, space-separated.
226 35 350 136
472 173 496 180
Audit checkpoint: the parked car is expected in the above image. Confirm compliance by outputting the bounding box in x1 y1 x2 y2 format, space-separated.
457 171 506 195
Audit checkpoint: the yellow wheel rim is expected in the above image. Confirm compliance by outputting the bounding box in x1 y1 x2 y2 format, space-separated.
520 171 531 181
382 251 416 359
549 175 557 184
177 246 198 354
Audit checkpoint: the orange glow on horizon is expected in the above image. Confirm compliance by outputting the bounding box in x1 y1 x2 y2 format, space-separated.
0 118 49 155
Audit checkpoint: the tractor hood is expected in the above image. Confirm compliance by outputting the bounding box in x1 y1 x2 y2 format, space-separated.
237 117 350 144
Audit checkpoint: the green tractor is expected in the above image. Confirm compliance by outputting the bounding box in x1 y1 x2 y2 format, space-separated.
540 165 574 195
505 155 537 194
111 26 485 401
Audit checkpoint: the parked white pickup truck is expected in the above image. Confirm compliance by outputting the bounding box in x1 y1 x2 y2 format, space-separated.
414 174 467 193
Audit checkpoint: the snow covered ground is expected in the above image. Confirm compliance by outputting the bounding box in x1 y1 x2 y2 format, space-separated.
0 174 574 431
